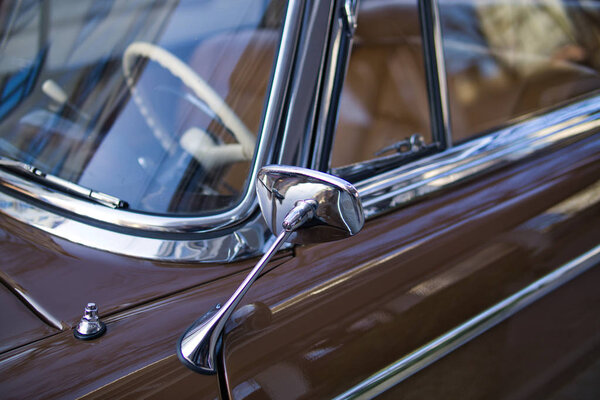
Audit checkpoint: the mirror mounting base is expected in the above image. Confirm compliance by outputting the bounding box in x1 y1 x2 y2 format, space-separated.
177 226 292 374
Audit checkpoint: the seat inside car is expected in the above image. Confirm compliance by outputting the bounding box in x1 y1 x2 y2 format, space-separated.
332 0 432 167
332 0 600 167
442 1 600 142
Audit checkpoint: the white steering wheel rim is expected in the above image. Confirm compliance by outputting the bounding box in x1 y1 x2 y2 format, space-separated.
122 41 256 162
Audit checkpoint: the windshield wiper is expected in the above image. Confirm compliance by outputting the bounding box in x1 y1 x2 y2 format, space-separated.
0 157 127 209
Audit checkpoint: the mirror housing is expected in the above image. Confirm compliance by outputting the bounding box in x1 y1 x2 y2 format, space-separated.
257 165 364 244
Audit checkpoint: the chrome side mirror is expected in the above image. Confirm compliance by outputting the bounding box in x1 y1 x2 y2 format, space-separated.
256 165 364 244
178 165 364 374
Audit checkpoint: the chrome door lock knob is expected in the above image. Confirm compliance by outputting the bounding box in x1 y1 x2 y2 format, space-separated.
74 303 106 340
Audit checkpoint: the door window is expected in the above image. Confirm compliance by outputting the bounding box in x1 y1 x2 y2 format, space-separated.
440 0 600 142
330 0 432 169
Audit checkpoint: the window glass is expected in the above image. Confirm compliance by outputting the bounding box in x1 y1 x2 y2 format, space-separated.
440 0 600 142
0 0 286 215
330 0 432 169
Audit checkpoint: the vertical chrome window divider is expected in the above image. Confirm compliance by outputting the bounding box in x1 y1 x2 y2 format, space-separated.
277 0 336 169
310 0 359 172
419 0 452 149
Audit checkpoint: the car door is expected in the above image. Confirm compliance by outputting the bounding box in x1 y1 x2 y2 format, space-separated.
219 0 600 398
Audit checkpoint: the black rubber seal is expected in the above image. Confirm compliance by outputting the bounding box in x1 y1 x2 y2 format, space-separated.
73 322 107 340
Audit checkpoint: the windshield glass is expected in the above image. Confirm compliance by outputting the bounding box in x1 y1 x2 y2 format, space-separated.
0 0 286 215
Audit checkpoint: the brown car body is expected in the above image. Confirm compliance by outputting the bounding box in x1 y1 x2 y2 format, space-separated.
1 0 600 399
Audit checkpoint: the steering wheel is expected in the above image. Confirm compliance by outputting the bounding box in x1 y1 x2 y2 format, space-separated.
122 41 256 168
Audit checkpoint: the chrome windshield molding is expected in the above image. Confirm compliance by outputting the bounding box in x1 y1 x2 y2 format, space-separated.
333 243 600 400
0 0 303 235
0 187 272 262
356 95 600 219
277 1 335 168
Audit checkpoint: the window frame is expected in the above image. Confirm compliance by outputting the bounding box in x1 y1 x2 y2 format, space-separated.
312 0 451 177
318 0 600 219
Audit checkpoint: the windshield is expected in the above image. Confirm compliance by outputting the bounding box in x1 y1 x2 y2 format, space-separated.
0 0 286 215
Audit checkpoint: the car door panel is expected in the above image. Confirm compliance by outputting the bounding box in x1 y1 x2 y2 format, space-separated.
381 264 600 400
222 135 600 399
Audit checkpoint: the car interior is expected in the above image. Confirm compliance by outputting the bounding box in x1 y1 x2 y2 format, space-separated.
331 0 600 168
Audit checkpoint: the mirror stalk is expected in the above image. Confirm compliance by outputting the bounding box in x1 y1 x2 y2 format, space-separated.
178 165 364 374
178 201 315 374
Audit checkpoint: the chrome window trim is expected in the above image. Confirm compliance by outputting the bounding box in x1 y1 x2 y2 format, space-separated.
0 189 273 262
310 12 345 170
431 0 452 148
333 243 600 400
319 0 452 172
419 0 453 148
309 0 356 171
278 0 336 168
0 0 304 235
355 95 600 218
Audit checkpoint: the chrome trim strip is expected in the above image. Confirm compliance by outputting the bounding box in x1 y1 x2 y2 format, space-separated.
333 244 600 400
0 191 271 262
431 0 452 147
310 0 357 171
277 0 334 168
0 0 303 234
311 15 344 170
356 95 600 218
419 0 452 148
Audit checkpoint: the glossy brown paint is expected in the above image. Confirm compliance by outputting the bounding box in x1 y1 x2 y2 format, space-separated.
0 283 58 354
0 213 280 344
222 134 600 398
382 264 600 400
1 2 599 399
0 252 291 399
